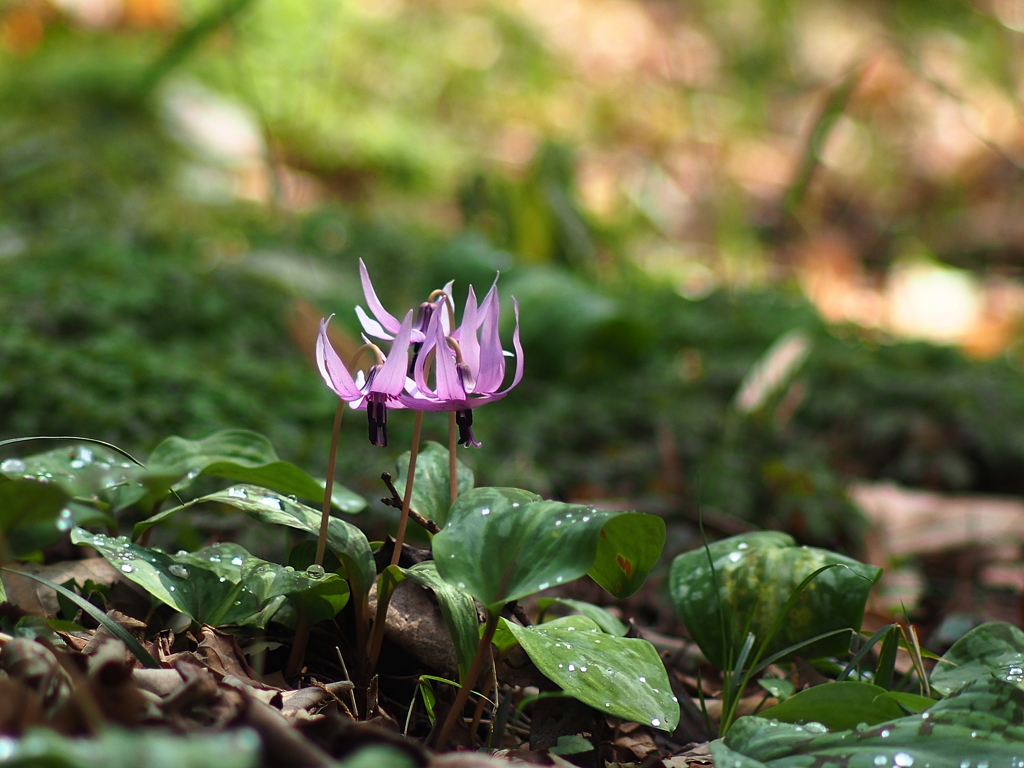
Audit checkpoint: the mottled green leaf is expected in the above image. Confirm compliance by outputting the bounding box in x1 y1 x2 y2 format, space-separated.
503 615 679 732
433 487 611 611
404 560 479 682
758 681 908 731
0 725 259 768
588 512 664 599
536 597 629 636
931 621 1024 697
144 430 365 512
394 441 473 528
670 532 880 669
714 678 1024 767
134 485 375 597
1 445 143 509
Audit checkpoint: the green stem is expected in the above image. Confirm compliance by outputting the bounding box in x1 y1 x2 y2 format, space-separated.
432 610 500 749
448 411 458 505
315 400 345 567
390 410 423 567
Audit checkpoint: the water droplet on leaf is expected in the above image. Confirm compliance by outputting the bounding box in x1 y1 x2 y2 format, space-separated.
0 459 26 474
168 564 190 579
120 564 133 573
306 564 326 579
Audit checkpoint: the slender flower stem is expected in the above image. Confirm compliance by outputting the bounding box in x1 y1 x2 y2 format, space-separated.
315 400 345 567
390 410 423 567
432 610 500 749
289 399 345 680
448 411 458 505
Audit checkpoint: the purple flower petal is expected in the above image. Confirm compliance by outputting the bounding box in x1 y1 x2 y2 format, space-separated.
369 310 415 397
359 259 404 337
459 286 480 390
474 282 505 393
316 316 362 401
432 306 467 401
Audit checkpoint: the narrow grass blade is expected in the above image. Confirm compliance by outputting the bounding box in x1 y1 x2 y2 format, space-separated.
4 568 160 668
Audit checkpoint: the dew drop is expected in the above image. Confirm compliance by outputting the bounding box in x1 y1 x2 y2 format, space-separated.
56 508 73 532
894 754 914 767
228 487 248 499
70 459 85 469
175 550 188 557
978 762 989 768
672 696 678 703
556 576 563 583
874 757 888 767
231 556 244 566
558 664 564 669
580 666 587 672
168 585 176 592
737 542 748 550
568 664 576 672
960 761 972 768
457 582 466 589
168 564 190 579
120 563 133 573
728 552 742 563
219 577 227 583
538 582 550 589
639 676 646 683
0 459 26 474
880 729 890 738
651 719 660 727
555 520 562 526
209 555 222 563
306 564 326 579
449 554 456 559
260 496 282 510
582 516 590 523
480 508 490 517
511 502 519 508
605 703 611 708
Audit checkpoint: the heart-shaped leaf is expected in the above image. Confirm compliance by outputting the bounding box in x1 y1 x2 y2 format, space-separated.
143 430 365 512
715 678 1024 767
394 441 474 528
758 681 912 731
403 560 480 682
670 532 880 669
432 487 612 611
501 615 679 732
931 622 1024 696
134 485 375 597
588 512 665 598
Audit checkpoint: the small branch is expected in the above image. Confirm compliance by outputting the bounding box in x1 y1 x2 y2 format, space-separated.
380 472 440 535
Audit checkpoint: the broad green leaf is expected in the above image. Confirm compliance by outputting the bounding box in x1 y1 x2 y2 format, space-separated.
404 560 480 682
241 558 349 625
669 532 881 669
537 597 629 636
758 681 908 731
0 477 71 533
2 445 144 509
874 691 936 714
144 430 365 512
71 528 259 625
758 678 793 702
433 487 614 611
588 512 665 598
0 725 259 768
502 615 679 732
713 678 1024 767
394 441 473 528
931 621 1024 696
134 485 375 597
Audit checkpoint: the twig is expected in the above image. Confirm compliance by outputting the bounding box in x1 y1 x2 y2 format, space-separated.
380 473 440 535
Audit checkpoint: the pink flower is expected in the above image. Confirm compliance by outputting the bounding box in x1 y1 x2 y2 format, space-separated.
316 310 414 447
403 280 523 447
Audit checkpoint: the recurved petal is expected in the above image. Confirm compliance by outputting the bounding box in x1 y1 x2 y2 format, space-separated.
459 285 480 387
368 310 414 396
316 316 363 401
432 306 468 402
359 259 404 335
474 282 505 393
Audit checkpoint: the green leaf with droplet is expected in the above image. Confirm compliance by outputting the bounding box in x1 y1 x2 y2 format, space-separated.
931 622 1024 697
395 441 474 528
714 678 1024 767
404 560 479 682
0 476 71 555
536 597 629 636
669 531 880 670
758 681 911 731
433 487 615 612
2 444 144 511
143 430 366 513
588 512 665 599
502 615 679 732
134 484 375 598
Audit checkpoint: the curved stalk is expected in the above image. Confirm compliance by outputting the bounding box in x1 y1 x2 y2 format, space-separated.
432 610 500 749
390 411 423 567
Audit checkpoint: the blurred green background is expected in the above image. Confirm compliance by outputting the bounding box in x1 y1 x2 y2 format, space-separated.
4 0 1024 552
